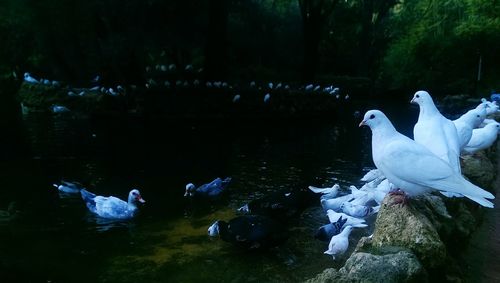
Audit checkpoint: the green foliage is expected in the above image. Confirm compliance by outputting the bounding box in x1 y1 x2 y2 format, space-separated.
381 0 500 95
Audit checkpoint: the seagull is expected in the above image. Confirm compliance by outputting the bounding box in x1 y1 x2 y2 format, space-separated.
324 226 354 260
268 82 273 89
305 84 314 91
359 109 494 207
463 122 500 154
232 94 241 103
24 73 39 84
453 108 486 150
411 90 461 174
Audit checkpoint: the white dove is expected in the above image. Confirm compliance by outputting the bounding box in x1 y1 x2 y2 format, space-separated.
453 108 487 150
340 202 379 218
360 169 383 182
324 226 354 260
359 109 494 208
463 122 500 154
308 184 340 196
321 194 354 211
477 98 499 116
411 90 462 174
326 210 367 228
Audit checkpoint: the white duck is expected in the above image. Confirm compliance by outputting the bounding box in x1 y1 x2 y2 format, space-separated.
81 189 145 219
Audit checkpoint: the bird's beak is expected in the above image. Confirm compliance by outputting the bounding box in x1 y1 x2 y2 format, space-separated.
184 191 189 197
410 97 416 104
359 120 366 127
137 196 146 203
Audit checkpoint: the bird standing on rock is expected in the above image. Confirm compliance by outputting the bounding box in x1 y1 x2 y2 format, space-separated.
411 91 462 174
359 109 494 207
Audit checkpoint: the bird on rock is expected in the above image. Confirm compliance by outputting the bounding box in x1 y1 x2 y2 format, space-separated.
463 122 500 154
324 226 354 260
453 108 486 150
314 216 348 242
411 91 462 174
359 109 494 207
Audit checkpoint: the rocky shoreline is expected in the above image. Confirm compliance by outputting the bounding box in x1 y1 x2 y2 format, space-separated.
307 146 498 283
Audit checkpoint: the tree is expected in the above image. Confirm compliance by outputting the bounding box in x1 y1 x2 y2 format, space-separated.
204 0 230 80
298 0 339 81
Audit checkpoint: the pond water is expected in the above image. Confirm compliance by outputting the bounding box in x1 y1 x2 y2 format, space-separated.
0 98 496 282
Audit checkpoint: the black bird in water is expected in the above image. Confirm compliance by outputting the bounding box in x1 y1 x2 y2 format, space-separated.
208 215 288 250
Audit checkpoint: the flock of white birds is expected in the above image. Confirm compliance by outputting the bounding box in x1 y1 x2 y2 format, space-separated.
310 90 499 260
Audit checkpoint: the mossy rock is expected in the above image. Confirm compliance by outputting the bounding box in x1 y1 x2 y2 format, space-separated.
371 195 446 269
306 250 425 283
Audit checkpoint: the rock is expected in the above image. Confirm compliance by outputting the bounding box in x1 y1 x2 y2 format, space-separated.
461 152 495 191
371 195 446 269
306 251 426 283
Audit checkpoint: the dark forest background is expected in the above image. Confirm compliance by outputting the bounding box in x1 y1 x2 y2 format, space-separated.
0 0 499 96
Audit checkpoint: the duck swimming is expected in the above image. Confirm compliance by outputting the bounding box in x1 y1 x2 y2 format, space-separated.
81 189 145 219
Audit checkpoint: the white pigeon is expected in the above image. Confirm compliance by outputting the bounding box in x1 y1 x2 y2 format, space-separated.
340 202 379 218
24 72 39 84
411 90 462 174
264 93 271 103
326 210 367 228
360 169 383 182
477 98 499 116
453 108 486 150
359 109 494 207
324 226 354 260
308 184 340 196
321 194 354 211
463 122 500 154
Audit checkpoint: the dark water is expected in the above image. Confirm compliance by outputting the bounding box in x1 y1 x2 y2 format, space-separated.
1 98 496 283
0 106 378 283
